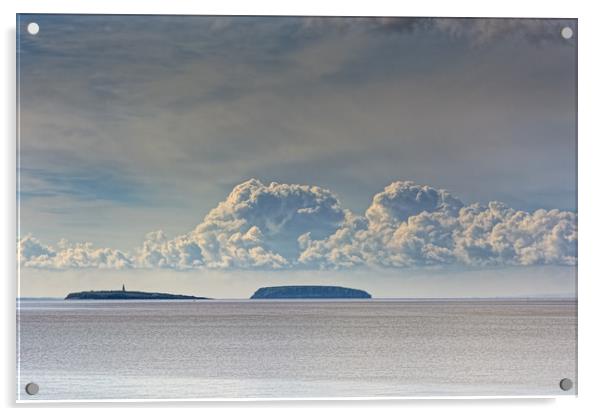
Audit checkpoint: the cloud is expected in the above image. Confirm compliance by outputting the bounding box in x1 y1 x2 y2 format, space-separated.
299 17 574 45
18 234 133 269
19 179 577 270
452 202 577 266
299 183 577 268
136 230 204 269
431 18 575 45
365 181 463 227
136 179 347 269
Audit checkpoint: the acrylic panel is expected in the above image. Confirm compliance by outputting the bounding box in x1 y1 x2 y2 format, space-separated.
16 15 577 401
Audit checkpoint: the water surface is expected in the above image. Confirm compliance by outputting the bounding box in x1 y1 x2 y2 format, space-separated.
17 299 577 400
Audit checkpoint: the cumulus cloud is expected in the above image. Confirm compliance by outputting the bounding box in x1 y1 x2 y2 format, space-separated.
18 234 133 269
452 202 577 266
136 230 204 269
18 179 577 270
299 182 577 268
365 181 463 228
135 179 347 269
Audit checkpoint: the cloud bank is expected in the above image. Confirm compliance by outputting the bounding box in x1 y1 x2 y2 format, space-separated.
137 179 346 269
19 179 577 270
18 235 133 269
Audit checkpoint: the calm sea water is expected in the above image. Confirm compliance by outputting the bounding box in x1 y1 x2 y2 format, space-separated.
17 299 576 400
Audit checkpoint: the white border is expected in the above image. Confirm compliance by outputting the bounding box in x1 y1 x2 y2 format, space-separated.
3 0 602 413
13 395 571 404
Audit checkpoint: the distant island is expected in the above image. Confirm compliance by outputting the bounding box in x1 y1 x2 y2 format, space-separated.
250 285 371 299
65 285 210 300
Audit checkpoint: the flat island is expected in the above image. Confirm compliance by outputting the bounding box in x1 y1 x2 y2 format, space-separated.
250 285 371 299
65 289 210 300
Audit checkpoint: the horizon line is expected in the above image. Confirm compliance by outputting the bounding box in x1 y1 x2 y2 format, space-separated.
17 295 577 301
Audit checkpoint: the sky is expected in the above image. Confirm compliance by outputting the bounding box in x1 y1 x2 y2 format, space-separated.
17 15 577 298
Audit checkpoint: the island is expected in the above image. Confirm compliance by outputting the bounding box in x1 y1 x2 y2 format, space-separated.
65 285 210 300
250 285 371 299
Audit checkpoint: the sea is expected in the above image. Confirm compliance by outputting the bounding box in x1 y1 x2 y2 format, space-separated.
16 299 577 401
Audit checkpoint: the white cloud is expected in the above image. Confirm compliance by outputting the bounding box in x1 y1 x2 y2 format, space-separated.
136 230 204 269
19 179 577 270
452 202 577 266
365 180 463 227
18 234 133 269
186 178 346 268
299 183 577 268
134 178 346 269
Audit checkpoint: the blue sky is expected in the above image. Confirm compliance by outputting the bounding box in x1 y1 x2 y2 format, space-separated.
17 15 577 297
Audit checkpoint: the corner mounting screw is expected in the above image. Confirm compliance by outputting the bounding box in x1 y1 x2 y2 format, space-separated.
25 382 39 396
559 378 573 391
